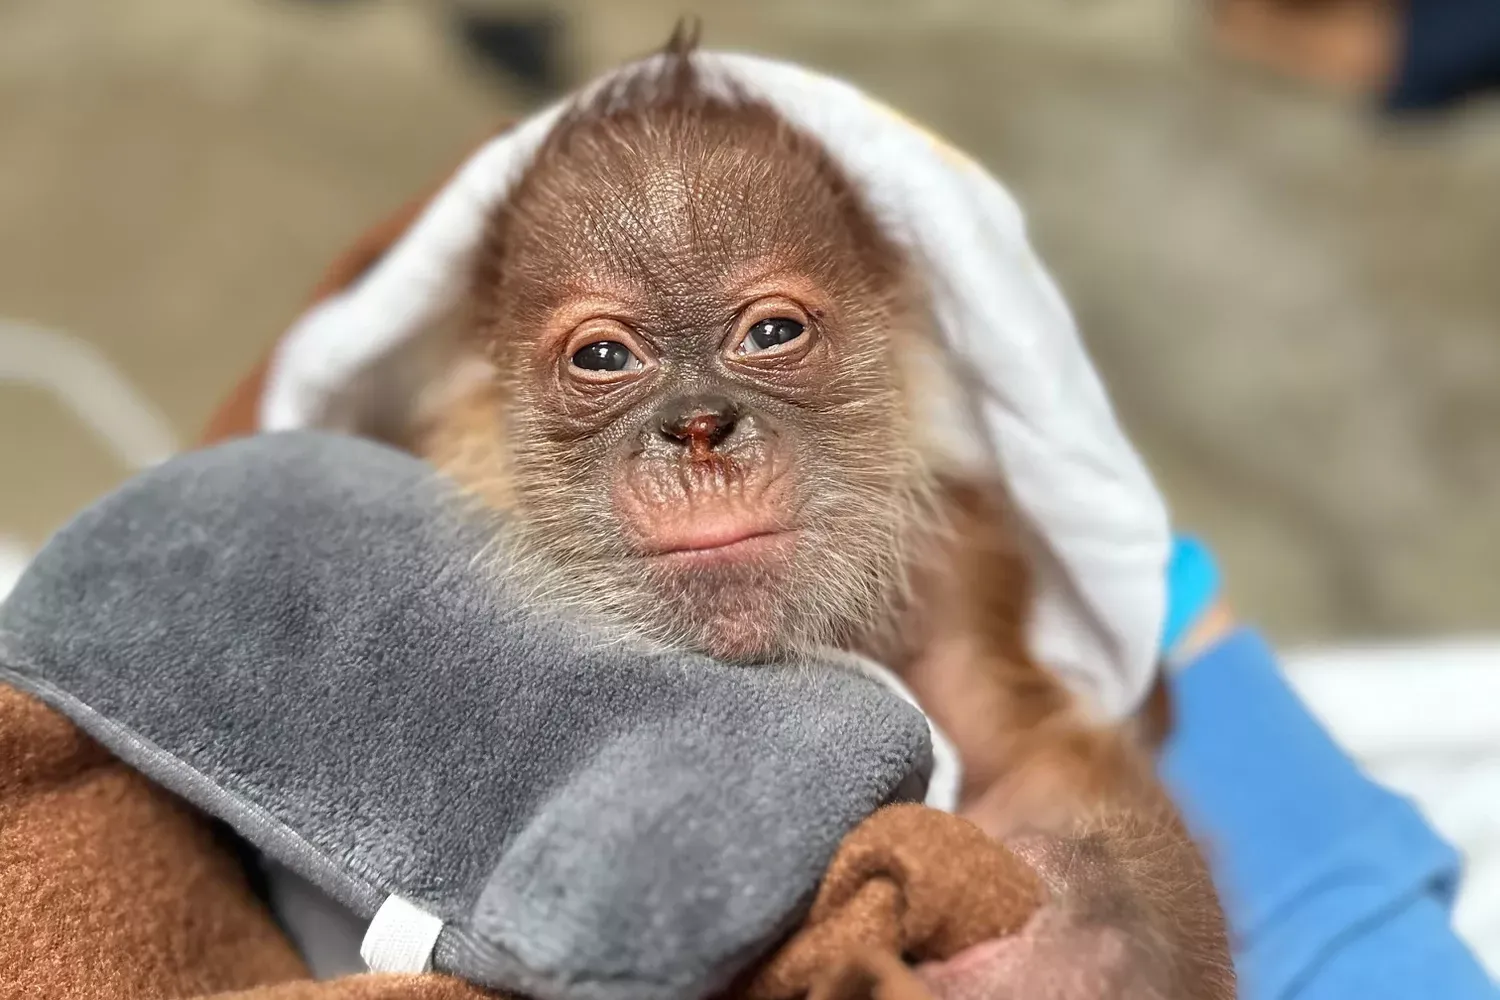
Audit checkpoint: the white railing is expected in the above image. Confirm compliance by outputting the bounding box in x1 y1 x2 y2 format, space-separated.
0 318 179 599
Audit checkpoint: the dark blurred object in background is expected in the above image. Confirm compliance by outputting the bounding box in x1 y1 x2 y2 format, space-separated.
450 5 568 98
1215 0 1500 114
287 0 570 98
1389 0 1500 112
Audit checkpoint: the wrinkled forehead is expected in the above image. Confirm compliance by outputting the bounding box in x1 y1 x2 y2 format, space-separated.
490 98 898 307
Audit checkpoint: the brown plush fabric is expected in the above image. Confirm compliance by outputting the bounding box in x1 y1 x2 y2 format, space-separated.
745 805 1043 1000
0 684 306 999
0 683 498 1000
207 976 495 1000
0 683 1039 1000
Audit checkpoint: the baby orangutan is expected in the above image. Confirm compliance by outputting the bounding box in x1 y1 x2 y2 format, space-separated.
419 47 1235 1000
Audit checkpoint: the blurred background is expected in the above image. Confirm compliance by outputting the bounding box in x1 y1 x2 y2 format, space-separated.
1 0 1497 971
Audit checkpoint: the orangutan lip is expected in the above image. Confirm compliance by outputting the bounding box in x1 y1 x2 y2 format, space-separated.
644 528 798 560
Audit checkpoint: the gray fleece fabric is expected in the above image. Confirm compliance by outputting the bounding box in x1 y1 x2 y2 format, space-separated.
0 431 933 1000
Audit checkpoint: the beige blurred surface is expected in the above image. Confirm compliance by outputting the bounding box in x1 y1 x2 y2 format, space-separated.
2 0 1497 642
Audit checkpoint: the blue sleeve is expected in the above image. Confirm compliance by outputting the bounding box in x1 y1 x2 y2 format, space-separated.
1158 629 1498 999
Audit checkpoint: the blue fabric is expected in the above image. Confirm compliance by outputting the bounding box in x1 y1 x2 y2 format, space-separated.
1161 535 1221 654
1160 628 1498 999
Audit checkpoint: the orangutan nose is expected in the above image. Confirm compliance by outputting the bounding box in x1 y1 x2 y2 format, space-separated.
658 394 740 452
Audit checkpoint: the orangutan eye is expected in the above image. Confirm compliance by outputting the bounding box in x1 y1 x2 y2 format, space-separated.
571 341 643 373
741 317 806 355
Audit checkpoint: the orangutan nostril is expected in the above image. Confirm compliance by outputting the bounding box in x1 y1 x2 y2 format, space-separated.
658 394 739 450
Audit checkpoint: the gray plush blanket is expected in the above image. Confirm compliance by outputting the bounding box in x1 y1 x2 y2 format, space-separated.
0 431 935 1000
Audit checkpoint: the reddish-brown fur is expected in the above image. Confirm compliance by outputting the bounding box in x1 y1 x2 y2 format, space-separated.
416 44 1234 1000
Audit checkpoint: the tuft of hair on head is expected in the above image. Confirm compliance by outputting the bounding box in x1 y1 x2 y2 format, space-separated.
663 16 703 57
545 15 734 132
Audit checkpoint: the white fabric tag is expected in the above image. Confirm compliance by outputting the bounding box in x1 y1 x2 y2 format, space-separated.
360 894 444 974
